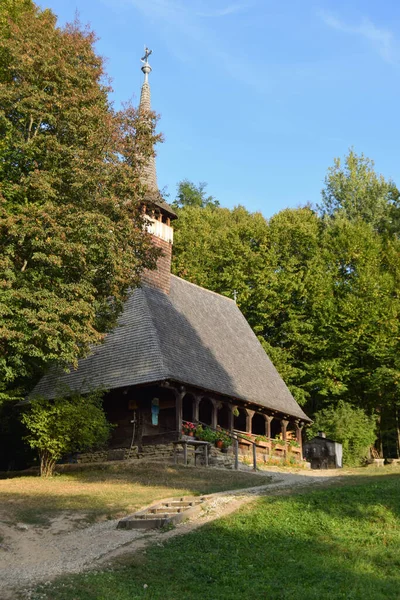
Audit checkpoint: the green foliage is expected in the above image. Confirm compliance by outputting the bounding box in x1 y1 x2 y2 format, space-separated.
172 166 400 462
195 425 217 443
172 179 219 209
308 401 377 466
215 427 232 448
21 388 112 476
31 476 400 599
0 2 160 399
318 148 399 231
239 434 253 442
271 438 286 447
287 439 300 448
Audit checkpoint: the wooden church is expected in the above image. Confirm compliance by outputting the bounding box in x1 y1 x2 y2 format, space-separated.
32 51 310 456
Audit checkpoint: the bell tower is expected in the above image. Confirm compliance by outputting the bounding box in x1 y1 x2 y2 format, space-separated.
138 47 177 294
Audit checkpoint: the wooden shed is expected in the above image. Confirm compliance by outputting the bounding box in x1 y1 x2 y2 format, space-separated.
303 432 342 469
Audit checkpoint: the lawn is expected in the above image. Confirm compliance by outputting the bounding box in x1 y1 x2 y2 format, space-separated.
31 472 400 600
0 462 270 526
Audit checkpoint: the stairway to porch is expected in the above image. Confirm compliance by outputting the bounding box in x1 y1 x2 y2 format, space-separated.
117 496 205 530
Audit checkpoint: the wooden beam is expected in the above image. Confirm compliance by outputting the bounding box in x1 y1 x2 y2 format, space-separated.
281 419 288 441
227 403 234 432
211 399 218 430
296 421 304 448
265 415 273 438
193 395 200 422
174 388 185 436
246 409 255 434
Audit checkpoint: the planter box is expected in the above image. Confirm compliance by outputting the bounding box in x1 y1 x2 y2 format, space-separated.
255 441 269 448
272 445 286 452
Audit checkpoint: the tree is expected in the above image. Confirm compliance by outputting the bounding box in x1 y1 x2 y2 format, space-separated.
318 149 398 231
172 203 269 304
21 388 112 476
173 180 219 209
172 203 309 404
307 401 377 466
0 2 161 400
172 196 400 443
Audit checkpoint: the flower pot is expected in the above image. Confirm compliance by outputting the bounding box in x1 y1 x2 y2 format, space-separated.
188 431 194 437
216 440 224 449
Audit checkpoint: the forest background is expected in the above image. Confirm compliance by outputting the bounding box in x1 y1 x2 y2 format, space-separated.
1 0 399 467
171 164 400 461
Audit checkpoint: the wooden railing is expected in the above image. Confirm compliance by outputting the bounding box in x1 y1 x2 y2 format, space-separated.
182 420 302 471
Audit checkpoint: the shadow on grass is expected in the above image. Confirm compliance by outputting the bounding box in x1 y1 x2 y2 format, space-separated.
33 475 400 600
0 463 272 525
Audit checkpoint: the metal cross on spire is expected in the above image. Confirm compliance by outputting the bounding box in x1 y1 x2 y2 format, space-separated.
141 46 152 64
141 46 152 83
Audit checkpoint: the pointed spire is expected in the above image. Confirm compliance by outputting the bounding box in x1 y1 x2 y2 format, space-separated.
139 47 158 194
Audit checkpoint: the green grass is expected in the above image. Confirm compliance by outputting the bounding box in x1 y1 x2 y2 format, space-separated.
0 462 270 526
32 473 400 600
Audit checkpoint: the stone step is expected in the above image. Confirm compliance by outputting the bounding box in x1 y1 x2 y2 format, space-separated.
149 507 183 514
162 501 199 508
117 496 205 530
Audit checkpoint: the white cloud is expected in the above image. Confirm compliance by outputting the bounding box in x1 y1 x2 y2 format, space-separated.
320 11 398 64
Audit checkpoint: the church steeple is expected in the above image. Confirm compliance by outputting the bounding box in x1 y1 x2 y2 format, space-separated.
139 47 176 295
139 48 158 195
138 47 177 222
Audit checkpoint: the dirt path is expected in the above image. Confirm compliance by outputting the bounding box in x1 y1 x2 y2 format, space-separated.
0 469 334 599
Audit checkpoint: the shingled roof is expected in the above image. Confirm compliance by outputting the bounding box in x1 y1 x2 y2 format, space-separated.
31 275 310 421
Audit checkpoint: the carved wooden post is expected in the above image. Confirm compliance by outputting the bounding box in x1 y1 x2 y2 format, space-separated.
193 395 200 423
211 399 218 430
175 387 186 436
265 415 273 438
296 421 304 449
246 409 255 434
226 403 234 431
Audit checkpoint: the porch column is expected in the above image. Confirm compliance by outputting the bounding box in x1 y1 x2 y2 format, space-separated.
193 395 200 423
246 410 255 434
211 399 218 430
296 421 304 448
175 387 186 435
265 415 273 438
281 419 288 441
227 403 234 432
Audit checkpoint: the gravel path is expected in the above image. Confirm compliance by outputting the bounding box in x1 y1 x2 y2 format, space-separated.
0 469 334 599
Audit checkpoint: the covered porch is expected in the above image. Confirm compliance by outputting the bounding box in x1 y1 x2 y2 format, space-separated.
104 381 305 460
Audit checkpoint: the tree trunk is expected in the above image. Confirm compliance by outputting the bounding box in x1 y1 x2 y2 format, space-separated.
376 407 383 458
395 404 400 459
39 450 56 477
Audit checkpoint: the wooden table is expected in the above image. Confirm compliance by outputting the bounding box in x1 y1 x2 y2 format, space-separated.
173 439 210 467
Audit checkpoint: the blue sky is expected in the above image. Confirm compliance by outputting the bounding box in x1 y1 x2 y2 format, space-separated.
39 0 400 218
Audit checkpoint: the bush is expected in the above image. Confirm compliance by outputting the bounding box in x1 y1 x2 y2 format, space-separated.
216 428 233 448
21 387 113 476
195 425 217 443
307 401 376 466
